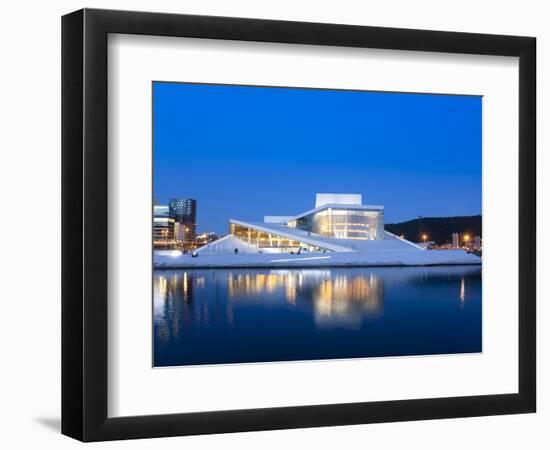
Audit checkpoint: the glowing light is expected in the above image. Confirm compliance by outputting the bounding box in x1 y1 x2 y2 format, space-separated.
170 250 183 257
270 256 332 262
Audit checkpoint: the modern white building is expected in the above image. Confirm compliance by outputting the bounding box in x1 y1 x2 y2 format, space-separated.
154 194 481 268
199 194 423 254
208 194 388 254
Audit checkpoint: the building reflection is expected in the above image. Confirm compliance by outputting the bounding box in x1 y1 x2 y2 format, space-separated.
227 271 302 299
227 270 384 329
154 266 481 365
157 270 384 333
154 271 219 344
459 277 466 309
313 272 383 328
154 273 191 344
154 268 478 341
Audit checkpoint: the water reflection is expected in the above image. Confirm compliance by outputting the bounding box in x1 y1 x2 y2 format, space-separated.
153 266 481 366
459 277 466 308
314 272 383 328
226 270 383 328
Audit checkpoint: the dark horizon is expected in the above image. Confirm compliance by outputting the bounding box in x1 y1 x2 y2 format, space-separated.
154 82 482 235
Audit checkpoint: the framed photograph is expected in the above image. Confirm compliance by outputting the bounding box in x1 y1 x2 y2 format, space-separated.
62 8 536 441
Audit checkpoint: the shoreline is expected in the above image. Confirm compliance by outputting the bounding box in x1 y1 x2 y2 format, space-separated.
154 249 481 270
154 261 481 270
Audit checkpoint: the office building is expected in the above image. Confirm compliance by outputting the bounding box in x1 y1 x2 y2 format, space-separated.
169 198 197 242
153 205 175 248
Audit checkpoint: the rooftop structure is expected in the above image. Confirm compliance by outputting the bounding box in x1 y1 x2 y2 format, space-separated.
314 193 362 208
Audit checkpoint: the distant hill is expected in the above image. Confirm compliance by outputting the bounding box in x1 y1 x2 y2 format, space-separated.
385 215 481 245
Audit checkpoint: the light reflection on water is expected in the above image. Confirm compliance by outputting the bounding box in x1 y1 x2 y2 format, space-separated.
226 270 384 328
154 266 481 366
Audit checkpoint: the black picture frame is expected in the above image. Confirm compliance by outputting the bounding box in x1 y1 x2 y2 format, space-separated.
62 8 536 442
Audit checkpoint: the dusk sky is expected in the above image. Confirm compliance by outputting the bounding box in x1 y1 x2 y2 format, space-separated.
153 82 481 235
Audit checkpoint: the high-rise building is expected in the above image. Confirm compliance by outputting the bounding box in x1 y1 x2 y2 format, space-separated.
153 205 175 248
169 198 197 242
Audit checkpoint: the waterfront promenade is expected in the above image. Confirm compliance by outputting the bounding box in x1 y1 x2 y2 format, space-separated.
154 248 481 269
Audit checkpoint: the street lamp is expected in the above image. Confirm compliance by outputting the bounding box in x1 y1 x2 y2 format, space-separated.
421 234 428 248
463 233 471 250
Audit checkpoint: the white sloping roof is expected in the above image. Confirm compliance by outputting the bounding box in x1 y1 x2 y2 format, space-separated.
382 230 425 250
229 219 426 254
195 234 260 254
264 216 294 224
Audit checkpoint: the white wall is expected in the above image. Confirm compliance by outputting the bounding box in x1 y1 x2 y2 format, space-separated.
0 1 546 449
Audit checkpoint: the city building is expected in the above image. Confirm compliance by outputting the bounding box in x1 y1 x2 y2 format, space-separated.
153 205 175 248
474 235 482 251
169 198 197 242
452 232 460 249
196 232 220 245
174 222 190 247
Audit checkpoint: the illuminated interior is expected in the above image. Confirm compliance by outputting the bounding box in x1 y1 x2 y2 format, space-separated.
288 207 384 240
153 216 175 247
230 223 331 253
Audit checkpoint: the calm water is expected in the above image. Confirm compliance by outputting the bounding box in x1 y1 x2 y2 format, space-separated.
153 266 481 367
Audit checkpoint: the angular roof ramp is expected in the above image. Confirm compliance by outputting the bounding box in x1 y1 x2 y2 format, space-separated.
264 216 294 224
229 219 355 252
195 234 260 254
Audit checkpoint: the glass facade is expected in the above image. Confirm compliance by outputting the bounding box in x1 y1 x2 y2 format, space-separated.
153 215 175 248
289 208 384 240
153 205 174 248
230 223 330 253
169 198 197 242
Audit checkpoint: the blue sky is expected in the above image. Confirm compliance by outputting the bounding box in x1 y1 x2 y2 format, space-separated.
153 82 481 234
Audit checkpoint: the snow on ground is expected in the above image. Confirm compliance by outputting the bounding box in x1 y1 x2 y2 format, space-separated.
154 249 481 269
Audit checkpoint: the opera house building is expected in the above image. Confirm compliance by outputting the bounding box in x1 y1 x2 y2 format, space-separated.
217 193 392 254
153 193 481 268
